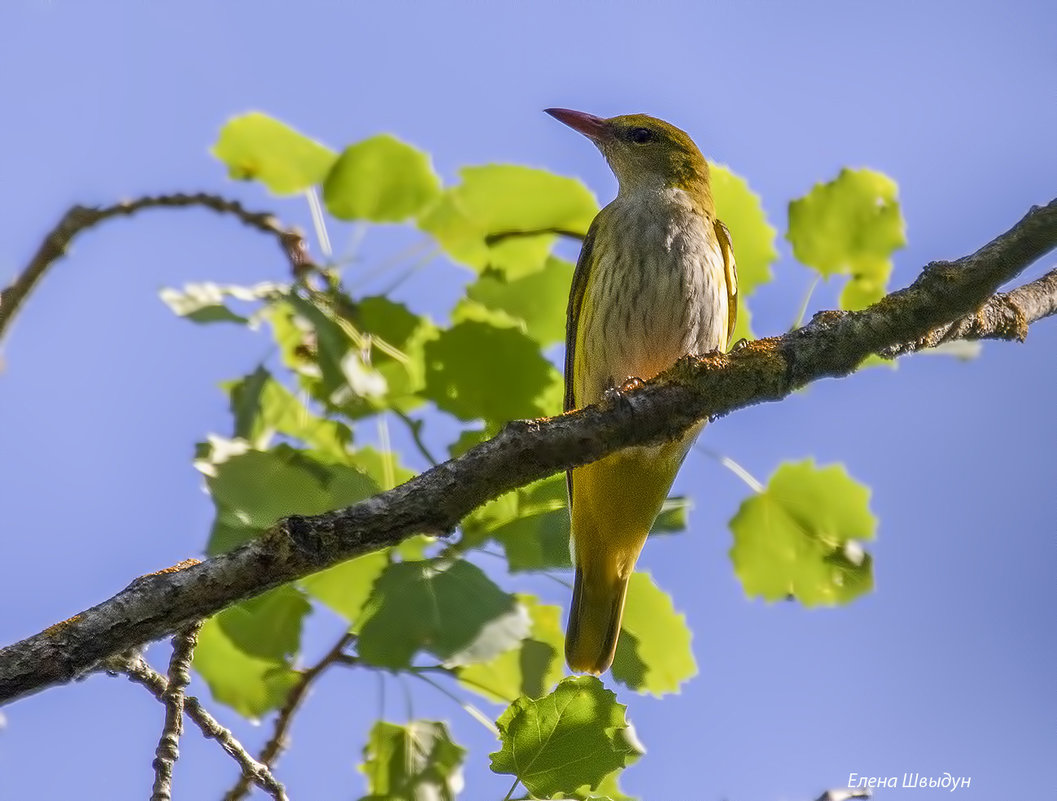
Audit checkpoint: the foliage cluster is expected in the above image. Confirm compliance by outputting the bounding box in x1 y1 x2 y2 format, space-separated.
163 112 906 799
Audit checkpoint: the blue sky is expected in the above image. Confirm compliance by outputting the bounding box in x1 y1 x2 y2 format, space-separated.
1 1 1055 799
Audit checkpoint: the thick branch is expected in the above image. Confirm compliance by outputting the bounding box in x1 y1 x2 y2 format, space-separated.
0 192 315 340
1 198 1055 706
883 266 1057 356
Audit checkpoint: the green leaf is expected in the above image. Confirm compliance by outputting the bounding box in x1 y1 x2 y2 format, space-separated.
455 257 574 346
575 769 640 801
485 476 571 572
787 168 906 310
160 281 284 325
269 291 434 417
610 572 696 697
267 293 356 409
357 559 530 669
323 134 441 222
193 615 300 719
729 459 877 605
359 720 466 801
711 164 778 342
217 585 311 661
212 112 337 194
348 445 416 491
489 675 643 798
225 366 352 457
301 549 389 629
650 496 691 535
198 442 377 554
447 426 490 458
351 296 437 414
473 481 686 573
456 595 566 703
423 320 561 424
711 164 778 298
419 164 596 277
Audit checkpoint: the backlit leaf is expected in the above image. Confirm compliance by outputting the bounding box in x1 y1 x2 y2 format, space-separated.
193 615 300 719
323 134 441 222
160 281 284 325
711 164 778 298
611 572 696 697
489 676 643 798
225 366 351 458
301 549 390 629
457 595 566 703
359 720 466 801
198 443 377 554
419 164 596 278
456 257 574 346
787 168 905 310
217 584 311 661
423 320 561 424
357 559 530 669
711 165 778 341
729 459 876 605
212 112 336 194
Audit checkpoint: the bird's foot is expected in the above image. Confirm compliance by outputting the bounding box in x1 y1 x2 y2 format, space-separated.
602 376 646 409
603 376 646 400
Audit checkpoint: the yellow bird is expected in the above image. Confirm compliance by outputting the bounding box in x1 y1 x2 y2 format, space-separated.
546 108 738 674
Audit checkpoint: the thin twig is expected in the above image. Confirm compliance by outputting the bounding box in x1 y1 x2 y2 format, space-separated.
0 192 316 340
790 275 821 331
222 630 355 801
394 410 440 467
484 227 586 246
150 622 202 801
110 653 289 801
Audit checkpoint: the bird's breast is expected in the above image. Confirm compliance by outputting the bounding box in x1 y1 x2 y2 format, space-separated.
573 189 728 406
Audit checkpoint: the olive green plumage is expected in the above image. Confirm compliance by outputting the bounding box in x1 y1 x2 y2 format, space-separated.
546 108 738 674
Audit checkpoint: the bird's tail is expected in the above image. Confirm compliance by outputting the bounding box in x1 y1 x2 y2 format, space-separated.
565 564 630 675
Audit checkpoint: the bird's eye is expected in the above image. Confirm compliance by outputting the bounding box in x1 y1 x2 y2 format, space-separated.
627 127 654 144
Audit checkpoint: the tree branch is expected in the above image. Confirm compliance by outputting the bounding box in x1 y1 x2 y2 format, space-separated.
882 265 1057 356
112 652 289 801
1 198 1055 706
150 622 202 801
221 631 355 801
0 192 316 341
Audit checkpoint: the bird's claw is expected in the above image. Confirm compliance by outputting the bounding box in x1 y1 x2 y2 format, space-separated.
603 376 646 406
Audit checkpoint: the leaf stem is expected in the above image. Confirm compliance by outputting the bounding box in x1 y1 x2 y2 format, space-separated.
695 447 765 493
502 776 522 801
304 188 333 260
394 410 439 467
349 237 436 291
377 415 396 489
790 275 821 331
409 669 500 735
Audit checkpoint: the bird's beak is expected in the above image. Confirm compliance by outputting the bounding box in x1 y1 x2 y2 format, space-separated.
545 108 608 142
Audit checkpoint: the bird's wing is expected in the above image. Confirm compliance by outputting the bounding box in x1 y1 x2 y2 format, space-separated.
564 220 600 504
714 218 738 346
564 221 599 413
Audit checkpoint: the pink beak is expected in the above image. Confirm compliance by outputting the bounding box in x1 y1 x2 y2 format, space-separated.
544 108 608 141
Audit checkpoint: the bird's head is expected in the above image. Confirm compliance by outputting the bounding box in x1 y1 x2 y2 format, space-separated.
545 108 711 204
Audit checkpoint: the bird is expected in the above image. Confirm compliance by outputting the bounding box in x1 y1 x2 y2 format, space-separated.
545 108 738 674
